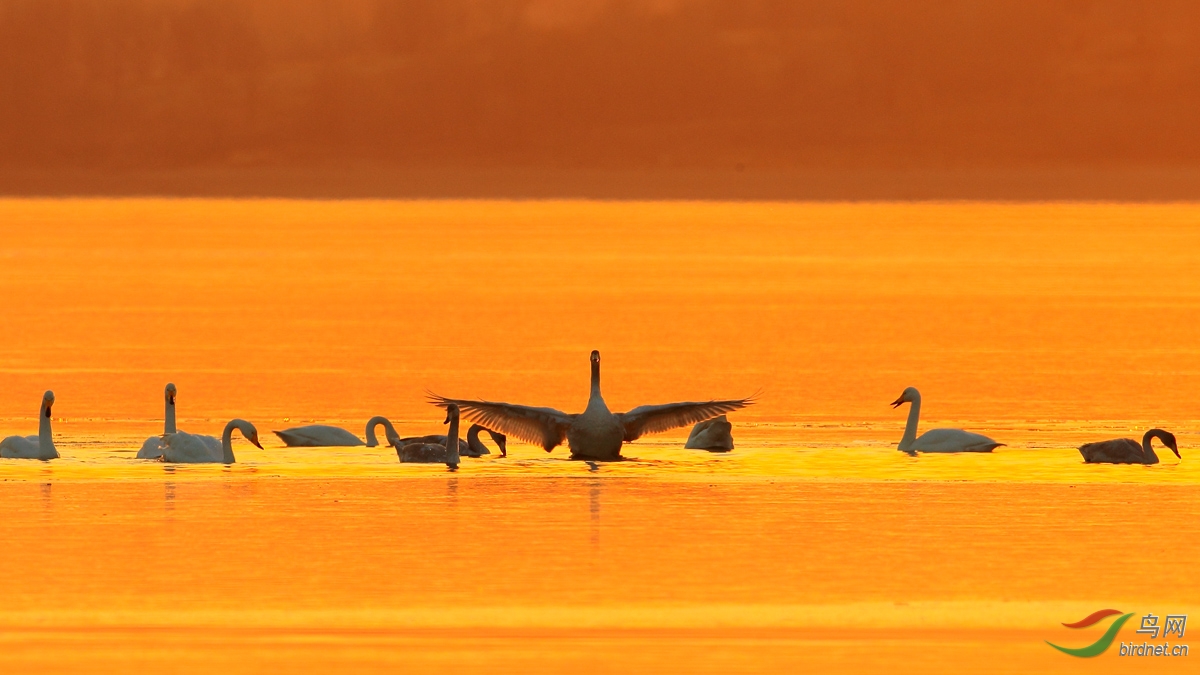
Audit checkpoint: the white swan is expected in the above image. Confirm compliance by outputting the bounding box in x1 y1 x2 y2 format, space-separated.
891 387 1004 454
398 424 508 457
137 383 177 459
0 390 59 460
685 415 734 451
1079 429 1180 464
398 404 462 467
161 419 262 464
274 425 362 447
431 350 754 461
273 417 401 447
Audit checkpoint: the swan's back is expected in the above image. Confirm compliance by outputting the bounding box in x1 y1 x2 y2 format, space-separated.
137 436 166 459
912 428 1003 453
398 442 451 463
1078 438 1147 464
274 425 364 447
162 431 222 463
685 416 734 451
398 434 477 455
0 435 49 459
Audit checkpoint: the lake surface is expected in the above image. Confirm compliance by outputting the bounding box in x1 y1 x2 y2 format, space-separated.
1 199 1198 673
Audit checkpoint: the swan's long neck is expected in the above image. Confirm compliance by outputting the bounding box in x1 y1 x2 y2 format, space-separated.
1141 430 1163 464
591 359 601 398
445 412 460 467
899 394 921 452
39 402 55 455
221 420 238 464
165 397 176 434
365 416 398 447
467 424 484 454
585 359 608 413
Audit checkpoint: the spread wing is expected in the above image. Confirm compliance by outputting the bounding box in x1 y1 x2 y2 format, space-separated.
616 398 754 443
428 394 574 451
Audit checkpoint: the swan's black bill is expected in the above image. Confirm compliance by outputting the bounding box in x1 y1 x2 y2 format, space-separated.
890 397 905 408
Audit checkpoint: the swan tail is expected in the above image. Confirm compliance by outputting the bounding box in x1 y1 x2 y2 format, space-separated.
273 431 301 446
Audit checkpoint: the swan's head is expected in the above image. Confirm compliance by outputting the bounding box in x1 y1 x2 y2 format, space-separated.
443 404 460 425
43 390 55 417
1159 430 1181 459
165 382 177 405
234 420 264 449
492 431 508 455
591 350 600 364
891 387 920 408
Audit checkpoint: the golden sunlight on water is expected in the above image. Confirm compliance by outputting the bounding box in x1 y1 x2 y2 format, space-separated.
1 199 1199 673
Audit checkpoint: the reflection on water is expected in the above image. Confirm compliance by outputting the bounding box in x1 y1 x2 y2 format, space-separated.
3 199 1200 672
589 478 601 548
0 477 1196 673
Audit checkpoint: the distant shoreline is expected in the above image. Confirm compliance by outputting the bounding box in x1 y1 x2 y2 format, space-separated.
4 165 1200 202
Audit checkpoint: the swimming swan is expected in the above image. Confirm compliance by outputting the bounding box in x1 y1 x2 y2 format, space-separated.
398 424 508 457
685 415 734 451
398 404 462 467
891 387 1003 454
0 390 59 460
137 383 178 459
1079 429 1180 464
430 350 754 461
161 419 262 464
273 416 402 447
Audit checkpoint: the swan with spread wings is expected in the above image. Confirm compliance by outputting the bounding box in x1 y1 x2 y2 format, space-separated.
429 350 754 461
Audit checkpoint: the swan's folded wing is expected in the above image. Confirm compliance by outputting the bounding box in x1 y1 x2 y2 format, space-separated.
428 394 573 451
617 399 753 442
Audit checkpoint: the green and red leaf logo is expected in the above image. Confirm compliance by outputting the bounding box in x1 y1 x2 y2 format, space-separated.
1047 609 1134 657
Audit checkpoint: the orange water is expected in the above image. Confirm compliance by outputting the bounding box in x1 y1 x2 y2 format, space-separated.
1 199 1199 673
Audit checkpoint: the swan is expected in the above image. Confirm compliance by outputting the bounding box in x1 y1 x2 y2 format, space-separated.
0 390 59 460
685 415 734 451
1079 429 1180 464
430 350 754 461
273 416 402 447
398 404 462 467
274 425 362 447
161 419 262 464
398 424 508 458
891 387 1004 454
137 383 178 459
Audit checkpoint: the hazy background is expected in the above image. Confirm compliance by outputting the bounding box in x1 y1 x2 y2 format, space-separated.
3 0 1200 199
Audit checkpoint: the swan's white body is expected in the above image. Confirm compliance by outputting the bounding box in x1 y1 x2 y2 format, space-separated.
685 415 734 451
275 425 363 447
138 383 177 459
431 351 753 461
0 391 59 460
892 387 1003 454
162 419 262 464
274 416 400 447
